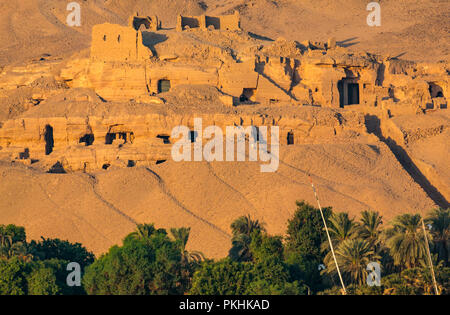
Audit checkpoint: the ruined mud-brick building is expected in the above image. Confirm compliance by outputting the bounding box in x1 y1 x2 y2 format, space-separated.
0 13 448 173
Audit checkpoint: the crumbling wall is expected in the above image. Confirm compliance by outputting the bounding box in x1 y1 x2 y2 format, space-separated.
176 12 241 32
129 15 160 31
91 24 152 62
219 61 258 97
298 63 345 107
147 63 218 94
253 75 292 103
218 59 296 104
217 11 241 31
87 61 148 101
177 16 201 31
87 23 156 101
256 56 297 92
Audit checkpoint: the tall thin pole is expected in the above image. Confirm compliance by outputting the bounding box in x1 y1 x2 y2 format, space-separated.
308 175 347 295
421 218 439 295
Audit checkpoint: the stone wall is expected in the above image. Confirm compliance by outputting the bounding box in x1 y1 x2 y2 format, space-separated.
176 12 241 32
0 108 366 171
87 61 149 101
129 15 160 31
91 24 152 62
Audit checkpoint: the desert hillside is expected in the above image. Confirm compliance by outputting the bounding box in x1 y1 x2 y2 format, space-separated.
0 139 437 257
0 0 448 258
0 0 448 66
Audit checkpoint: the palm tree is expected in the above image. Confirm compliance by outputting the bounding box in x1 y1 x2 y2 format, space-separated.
0 230 12 249
321 212 357 267
170 227 205 264
327 212 358 243
426 208 449 265
386 214 430 269
0 241 28 260
229 215 265 262
0 233 12 259
357 210 383 253
230 215 265 237
0 227 15 259
128 223 157 241
0 232 29 260
170 227 204 292
325 238 378 286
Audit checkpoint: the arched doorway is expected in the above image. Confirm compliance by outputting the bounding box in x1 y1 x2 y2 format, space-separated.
429 83 444 98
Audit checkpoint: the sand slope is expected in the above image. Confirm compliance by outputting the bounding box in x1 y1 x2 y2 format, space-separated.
0 140 435 258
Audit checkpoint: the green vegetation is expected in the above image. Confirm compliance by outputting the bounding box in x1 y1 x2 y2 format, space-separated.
0 205 448 295
192 216 307 295
0 225 93 295
83 226 184 295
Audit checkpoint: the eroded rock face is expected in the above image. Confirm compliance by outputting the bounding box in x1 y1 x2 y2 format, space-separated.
51 14 449 110
0 87 366 172
0 14 448 174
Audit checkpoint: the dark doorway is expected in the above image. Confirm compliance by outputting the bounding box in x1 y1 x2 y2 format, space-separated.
157 134 171 144
79 134 94 146
182 17 200 29
239 88 255 103
287 131 294 145
254 126 260 142
105 133 116 144
338 80 344 108
239 94 248 102
105 132 134 144
347 83 360 105
48 161 66 174
44 125 54 155
19 148 30 160
429 83 444 98
205 16 220 29
158 80 171 93
338 80 360 106
190 131 198 143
